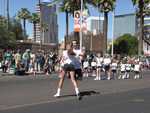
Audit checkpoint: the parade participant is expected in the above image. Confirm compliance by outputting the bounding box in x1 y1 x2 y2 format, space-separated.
111 58 118 79
134 59 142 79
72 41 85 80
91 58 97 78
118 60 126 79
103 54 112 80
124 60 131 79
83 58 89 77
54 43 81 100
95 53 103 80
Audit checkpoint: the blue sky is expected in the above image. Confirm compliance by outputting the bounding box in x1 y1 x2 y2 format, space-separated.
0 0 135 42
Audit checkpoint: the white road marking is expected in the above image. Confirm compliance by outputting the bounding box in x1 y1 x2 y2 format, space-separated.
0 97 74 111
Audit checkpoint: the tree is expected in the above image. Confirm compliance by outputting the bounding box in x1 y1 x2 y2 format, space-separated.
0 19 16 48
29 13 40 42
40 22 48 48
17 8 31 39
132 0 150 56
112 34 138 56
0 16 24 49
10 18 24 40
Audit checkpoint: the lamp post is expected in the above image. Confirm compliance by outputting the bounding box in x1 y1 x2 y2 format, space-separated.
80 0 83 49
111 11 115 57
90 32 92 52
38 0 42 49
6 0 9 30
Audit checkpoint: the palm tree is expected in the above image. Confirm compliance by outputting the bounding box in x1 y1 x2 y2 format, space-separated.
41 22 48 47
17 8 31 39
29 13 40 42
91 0 115 55
132 0 150 56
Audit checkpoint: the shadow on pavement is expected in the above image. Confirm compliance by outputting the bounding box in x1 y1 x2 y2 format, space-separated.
80 90 100 96
57 90 100 100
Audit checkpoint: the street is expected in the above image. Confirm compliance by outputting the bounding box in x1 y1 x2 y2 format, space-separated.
0 71 150 113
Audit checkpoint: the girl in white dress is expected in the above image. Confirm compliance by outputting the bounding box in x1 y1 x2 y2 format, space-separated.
134 59 142 79
95 53 103 80
54 44 81 100
83 59 89 77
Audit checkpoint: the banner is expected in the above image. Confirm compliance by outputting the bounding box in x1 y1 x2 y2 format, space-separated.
74 11 80 32
74 10 88 32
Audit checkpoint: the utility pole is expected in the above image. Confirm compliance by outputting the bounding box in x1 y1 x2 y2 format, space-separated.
38 0 42 50
111 11 115 57
80 0 83 50
7 0 9 30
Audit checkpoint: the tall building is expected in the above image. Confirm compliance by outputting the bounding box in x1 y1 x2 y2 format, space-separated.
35 2 58 45
143 4 150 54
144 16 150 39
87 16 104 34
114 13 137 39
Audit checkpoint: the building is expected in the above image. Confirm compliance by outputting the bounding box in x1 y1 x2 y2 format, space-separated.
113 12 150 54
66 31 104 53
87 16 104 35
114 13 137 39
143 4 150 54
35 2 58 45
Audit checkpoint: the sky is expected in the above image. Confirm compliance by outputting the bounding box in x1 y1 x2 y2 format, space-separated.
0 0 135 42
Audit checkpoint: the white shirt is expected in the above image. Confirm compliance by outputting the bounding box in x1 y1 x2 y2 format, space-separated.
103 58 111 65
125 64 131 71
61 50 81 69
73 49 82 69
111 63 117 70
96 57 103 67
120 64 126 72
134 64 140 72
91 61 97 67
83 61 89 68
60 50 71 66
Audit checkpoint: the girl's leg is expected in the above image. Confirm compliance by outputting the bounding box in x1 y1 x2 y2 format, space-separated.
70 71 81 100
70 71 78 89
54 70 65 97
98 68 101 80
107 68 111 80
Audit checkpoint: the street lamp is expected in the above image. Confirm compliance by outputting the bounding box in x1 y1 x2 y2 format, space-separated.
38 0 42 49
111 11 115 57
80 0 83 50
6 0 9 30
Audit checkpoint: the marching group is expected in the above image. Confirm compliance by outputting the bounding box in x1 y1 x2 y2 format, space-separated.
53 42 147 100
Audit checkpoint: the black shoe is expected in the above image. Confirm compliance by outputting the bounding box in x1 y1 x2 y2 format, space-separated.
76 93 82 100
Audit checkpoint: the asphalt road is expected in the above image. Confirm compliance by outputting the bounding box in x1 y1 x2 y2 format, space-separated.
0 71 150 113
